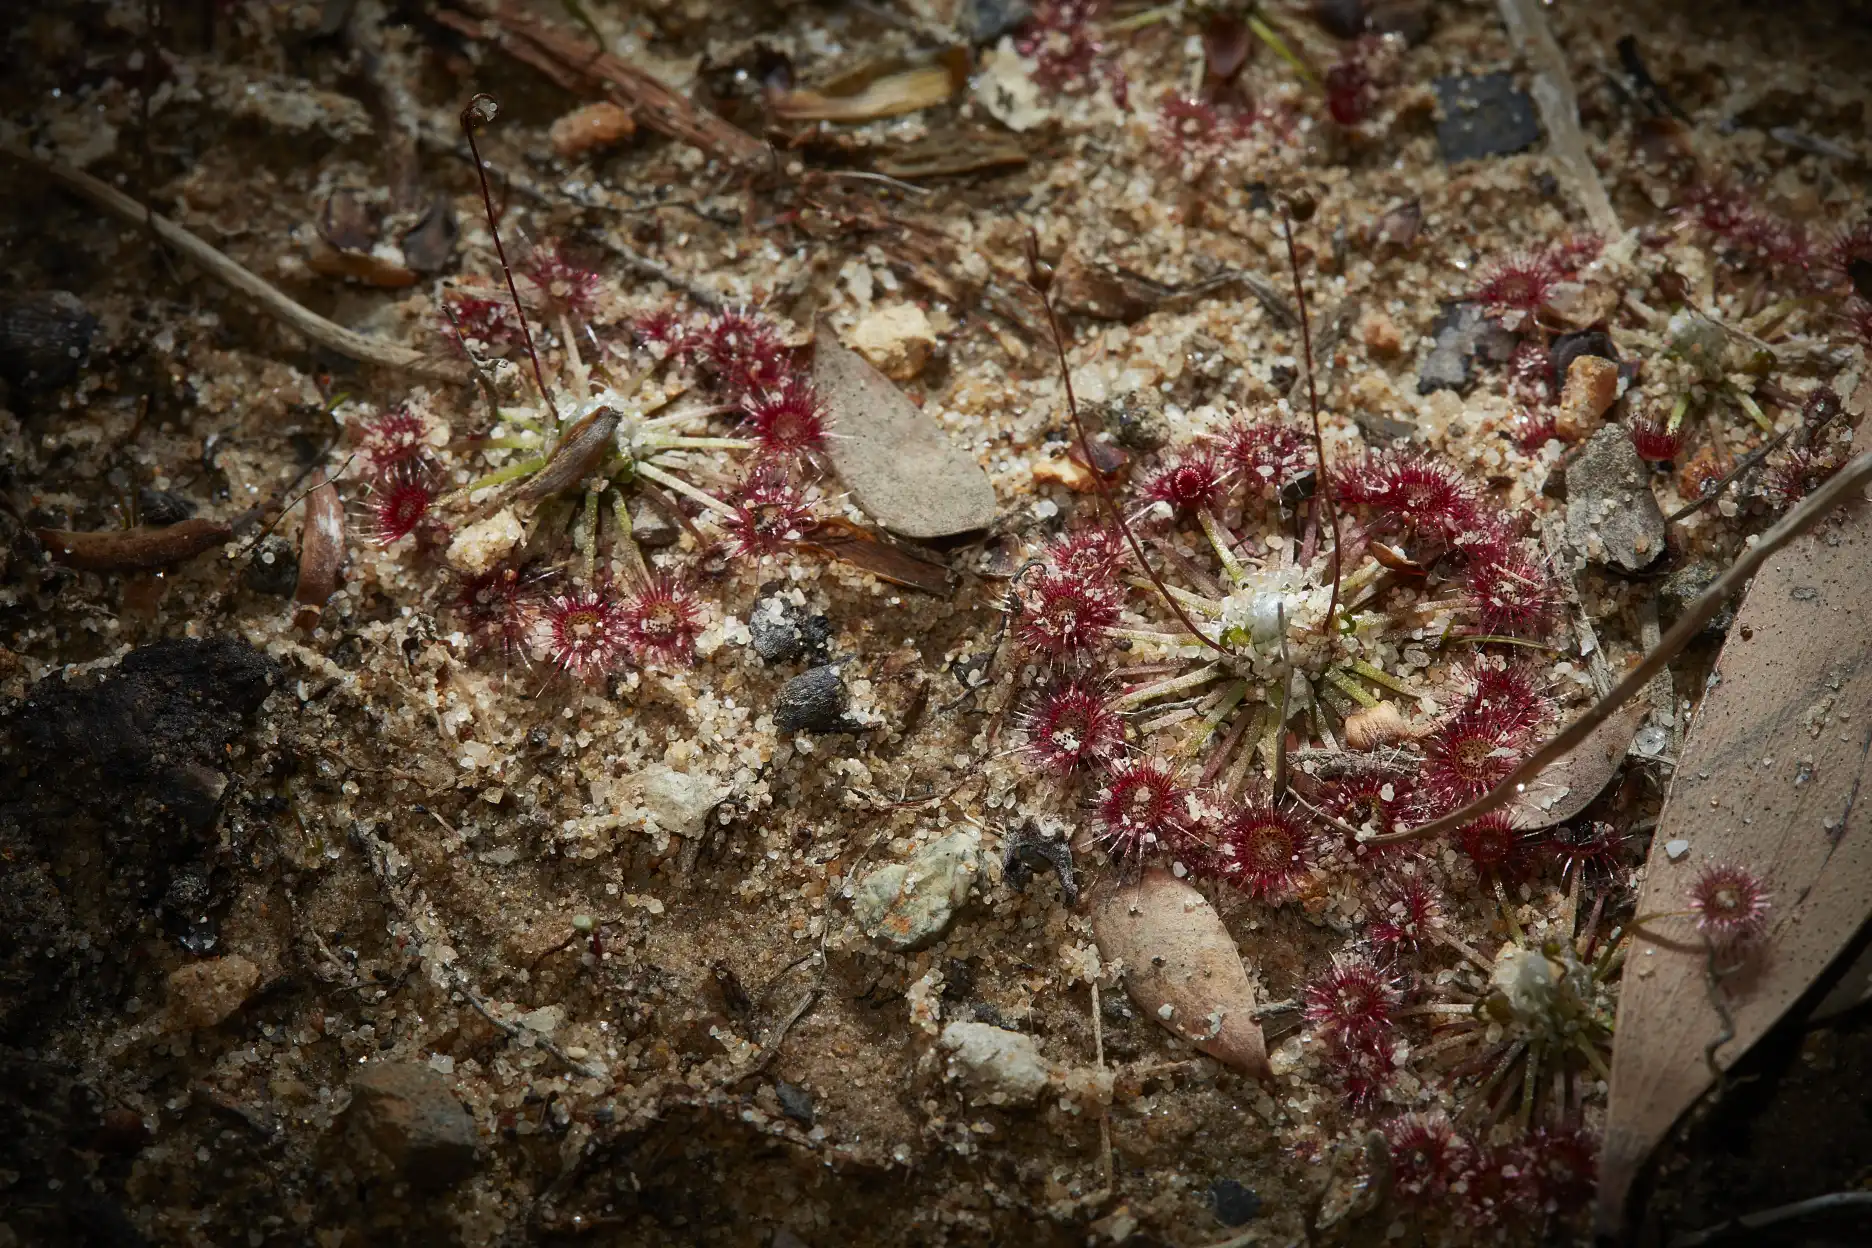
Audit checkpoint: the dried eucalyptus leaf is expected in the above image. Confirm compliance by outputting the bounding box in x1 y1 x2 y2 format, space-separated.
1599 497 1872 1233
1091 868 1271 1079
1509 699 1649 830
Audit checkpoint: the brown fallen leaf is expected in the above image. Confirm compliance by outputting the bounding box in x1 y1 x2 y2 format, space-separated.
293 470 346 630
1598 494 1872 1234
771 65 959 123
1090 868 1271 1079
37 517 233 572
1508 698 1649 830
813 322 997 540
798 517 955 596
873 130 1028 180
304 236 419 289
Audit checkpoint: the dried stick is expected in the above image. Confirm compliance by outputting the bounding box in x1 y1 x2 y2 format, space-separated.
1498 0 1621 239
1279 206 1342 644
1368 452 1872 845
0 139 464 381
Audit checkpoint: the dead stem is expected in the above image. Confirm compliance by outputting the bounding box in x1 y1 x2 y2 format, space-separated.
1 139 464 381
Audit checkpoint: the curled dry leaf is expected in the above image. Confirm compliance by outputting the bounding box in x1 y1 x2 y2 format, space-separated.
796 517 954 597
771 65 960 124
293 470 346 630
1598 495 1872 1234
1091 868 1271 1080
1508 697 1649 830
813 321 997 540
36 517 234 572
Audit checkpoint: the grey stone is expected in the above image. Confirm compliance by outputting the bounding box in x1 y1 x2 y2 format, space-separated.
1565 426 1667 572
814 326 997 540
775 1080 815 1127
1209 1178 1264 1226
854 830 981 952
773 664 853 733
1417 301 1513 395
638 765 729 838
243 535 300 597
627 496 680 547
748 595 831 664
938 1020 1054 1106
965 0 1033 43
1660 559 1733 635
1434 72 1541 164
347 1063 478 1189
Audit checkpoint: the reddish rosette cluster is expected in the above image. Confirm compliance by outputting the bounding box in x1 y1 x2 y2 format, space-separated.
1139 451 1228 516
1304 955 1401 1045
1206 796 1312 900
1465 662 1552 739
741 378 829 459
443 289 519 347
1220 418 1312 499
1505 339 1554 403
537 586 632 681
1095 758 1193 860
1050 526 1128 580
359 464 442 548
355 406 432 472
1020 675 1123 775
1015 564 1123 659
1504 1123 1598 1217
1508 406 1558 452
1682 183 1812 274
1470 250 1562 316
1826 218 1872 298
1324 771 1414 842
722 470 814 560
1368 873 1443 956
634 307 695 359
1334 450 1481 545
1551 821 1627 884
1383 1112 1475 1206
454 562 546 664
1322 1032 1398 1110
1455 811 1535 882
1687 861 1773 945
1464 545 1559 638
1761 441 1848 510
523 243 602 321
1154 93 1259 170
698 308 792 397
1417 682 1542 818
1629 408 1684 462
1324 36 1382 125
619 577 703 668
1017 0 1129 105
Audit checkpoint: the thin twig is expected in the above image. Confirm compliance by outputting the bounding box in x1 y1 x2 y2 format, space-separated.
1668 1192 1872 1248
1368 452 1872 845
1279 206 1342 646
1 139 464 381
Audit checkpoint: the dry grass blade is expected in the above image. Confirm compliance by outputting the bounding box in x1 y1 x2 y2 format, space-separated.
442 1 769 167
1597 490 1872 1234
0 140 464 381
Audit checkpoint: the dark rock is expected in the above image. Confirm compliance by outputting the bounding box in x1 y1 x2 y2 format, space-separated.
628 496 681 548
1096 391 1170 453
347 1063 479 1190
1565 426 1667 572
1434 73 1541 164
775 1080 815 1127
773 664 853 733
1209 1178 1264 1226
1310 0 1367 39
964 0 1032 43
137 489 195 527
0 291 97 392
243 535 300 597
17 637 277 839
163 861 219 955
1002 826 1080 905
1551 330 1619 382
748 595 832 664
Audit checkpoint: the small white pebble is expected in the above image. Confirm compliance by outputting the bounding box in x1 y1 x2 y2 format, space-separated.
1665 839 1690 861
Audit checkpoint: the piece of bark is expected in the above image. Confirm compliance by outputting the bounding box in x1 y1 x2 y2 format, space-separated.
440 2 768 168
813 323 997 540
798 517 955 596
1091 868 1272 1079
1598 495 1872 1234
37 518 233 572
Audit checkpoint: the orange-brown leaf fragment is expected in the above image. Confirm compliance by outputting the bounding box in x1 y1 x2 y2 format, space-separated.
1091 868 1271 1079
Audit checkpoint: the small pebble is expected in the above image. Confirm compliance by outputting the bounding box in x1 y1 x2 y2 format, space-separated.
774 664 854 733
549 101 636 159
1434 72 1541 164
1209 1177 1264 1227
1666 839 1690 861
